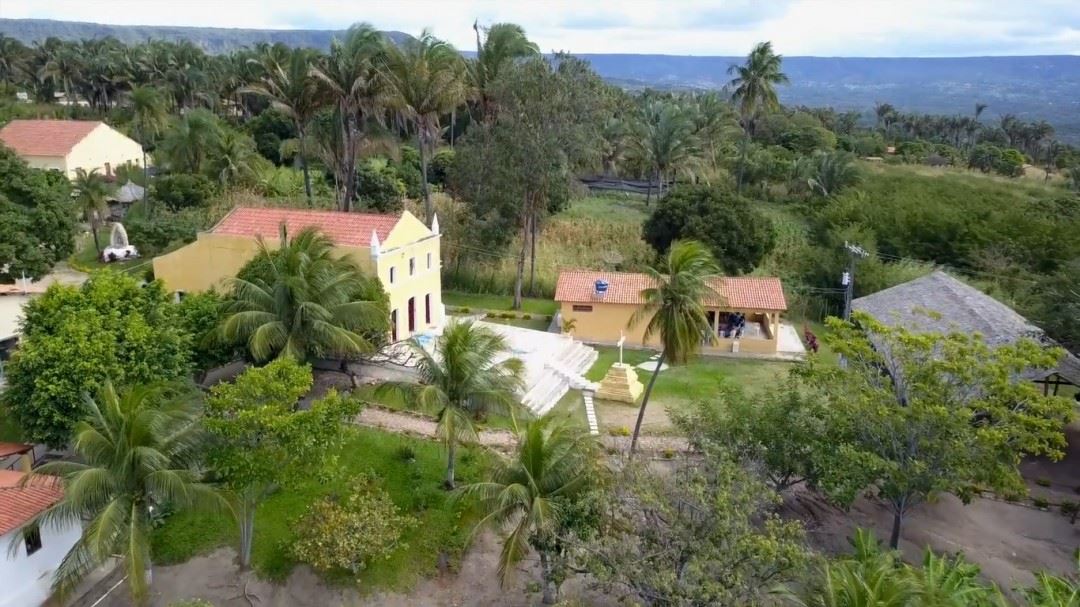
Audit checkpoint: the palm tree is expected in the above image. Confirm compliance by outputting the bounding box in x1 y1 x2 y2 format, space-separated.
384 30 467 225
72 168 111 254
244 47 323 204
460 416 601 604
974 102 988 122
632 100 701 203
311 23 388 210
728 41 788 192
627 240 720 455
468 22 540 122
156 108 223 174
219 226 386 363
19 381 223 606
128 86 168 212
209 129 259 187
379 320 524 489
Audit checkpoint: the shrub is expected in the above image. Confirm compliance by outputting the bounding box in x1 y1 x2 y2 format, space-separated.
152 173 216 211
608 426 631 437
1033 497 1050 509
521 313 532 320
643 184 775 274
546 315 554 322
1061 501 1079 523
292 475 415 576
1036 478 1053 487
429 148 455 186
125 212 200 256
459 307 470 314
355 160 405 213
662 449 676 459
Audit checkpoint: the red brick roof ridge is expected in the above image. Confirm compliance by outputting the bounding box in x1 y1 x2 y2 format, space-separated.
0 469 64 536
0 119 105 157
554 268 787 311
209 206 404 246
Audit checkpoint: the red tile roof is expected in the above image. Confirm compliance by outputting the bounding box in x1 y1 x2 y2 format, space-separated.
0 119 103 157
0 442 33 458
554 269 788 311
0 469 63 536
211 207 401 246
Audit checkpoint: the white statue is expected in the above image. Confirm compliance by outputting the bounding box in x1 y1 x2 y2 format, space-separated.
101 222 139 263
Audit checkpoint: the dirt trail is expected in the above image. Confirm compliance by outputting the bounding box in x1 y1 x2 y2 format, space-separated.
356 406 689 454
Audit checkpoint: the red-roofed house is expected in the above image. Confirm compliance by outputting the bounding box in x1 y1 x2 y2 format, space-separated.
153 207 444 341
0 469 81 607
554 269 789 355
0 119 144 179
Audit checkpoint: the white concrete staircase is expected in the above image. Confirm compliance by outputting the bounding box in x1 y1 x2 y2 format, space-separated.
521 337 598 416
582 390 599 435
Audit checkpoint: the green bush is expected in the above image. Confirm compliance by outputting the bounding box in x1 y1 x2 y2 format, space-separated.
1033 497 1050 509
125 212 201 256
608 426 631 437
429 149 455 186
1036 478 1053 487
356 160 406 213
394 445 416 463
292 475 416 577
152 173 217 211
521 313 532 320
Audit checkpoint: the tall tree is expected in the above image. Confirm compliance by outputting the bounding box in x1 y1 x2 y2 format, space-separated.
728 41 788 192
378 319 524 488
468 22 540 122
219 226 387 363
461 417 604 604
311 24 388 210
128 86 168 212
244 47 323 204
632 99 701 203
805 313 1075 549
204 359 360 568
156 108 223 175
22 381 223 606
72 167 111 254
384 30 467 225
627 240 720 455
0 146 76 282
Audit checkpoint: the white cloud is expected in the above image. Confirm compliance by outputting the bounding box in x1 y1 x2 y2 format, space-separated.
2 0 1078 56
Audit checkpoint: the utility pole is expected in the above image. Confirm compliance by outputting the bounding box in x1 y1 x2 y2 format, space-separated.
842 241 869 320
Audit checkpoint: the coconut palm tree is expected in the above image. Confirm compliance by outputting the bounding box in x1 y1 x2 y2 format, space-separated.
378 320 524 489
311 23 388 210
460 416 602 604
728 41 788 192
468 22 540 122
128 85 168 211
209 129 259 187
18 381 223 606
627 240 720 455
384 30 467 225
244 47 323 204
974 102 988 122
72 168 111 254
218 226 387 362
156 108 223 174
632 99 702 204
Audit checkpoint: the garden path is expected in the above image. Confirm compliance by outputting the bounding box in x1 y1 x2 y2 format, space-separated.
355 406 689 454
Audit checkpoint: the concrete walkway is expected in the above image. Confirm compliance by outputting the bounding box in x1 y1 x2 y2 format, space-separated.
356 406 689 454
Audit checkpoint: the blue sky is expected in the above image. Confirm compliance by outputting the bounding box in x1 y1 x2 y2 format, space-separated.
3 0 1079 56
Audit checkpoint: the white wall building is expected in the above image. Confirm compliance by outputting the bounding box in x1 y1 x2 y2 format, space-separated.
0 469 80 607
0 119 145 179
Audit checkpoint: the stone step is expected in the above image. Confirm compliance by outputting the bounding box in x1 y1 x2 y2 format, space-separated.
582 392 600 435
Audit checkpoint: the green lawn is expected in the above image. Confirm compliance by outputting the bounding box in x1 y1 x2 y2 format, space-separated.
472 315 551 331
353 385 532 433
152 426 488 591
69 233 151 275
586 346 799 434
443 291 557 315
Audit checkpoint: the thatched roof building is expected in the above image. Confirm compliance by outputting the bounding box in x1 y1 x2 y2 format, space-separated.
852 271 1080 393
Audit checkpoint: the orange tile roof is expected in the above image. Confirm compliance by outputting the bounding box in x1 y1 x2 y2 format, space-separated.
0 119 103 157
211 207 401 246
0 442 33 458
554 269 788 311
0 469 63 536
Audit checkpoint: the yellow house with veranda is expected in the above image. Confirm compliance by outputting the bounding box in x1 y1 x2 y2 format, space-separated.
554 269 788 355
152 207 445 341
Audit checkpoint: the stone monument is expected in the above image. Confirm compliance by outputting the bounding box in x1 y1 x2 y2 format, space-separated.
595 334 644 403
101 223 139 263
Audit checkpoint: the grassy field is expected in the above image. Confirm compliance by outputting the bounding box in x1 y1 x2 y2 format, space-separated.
585 346 800 434
152 426 488 591
443 291 557 315
442 195 656 298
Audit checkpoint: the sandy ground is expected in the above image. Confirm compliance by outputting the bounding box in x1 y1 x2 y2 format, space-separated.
88 532 615 607
789 488 1078 591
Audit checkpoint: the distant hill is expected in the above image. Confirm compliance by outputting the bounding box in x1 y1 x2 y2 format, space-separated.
0 18 411 52
3 18 1079 143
